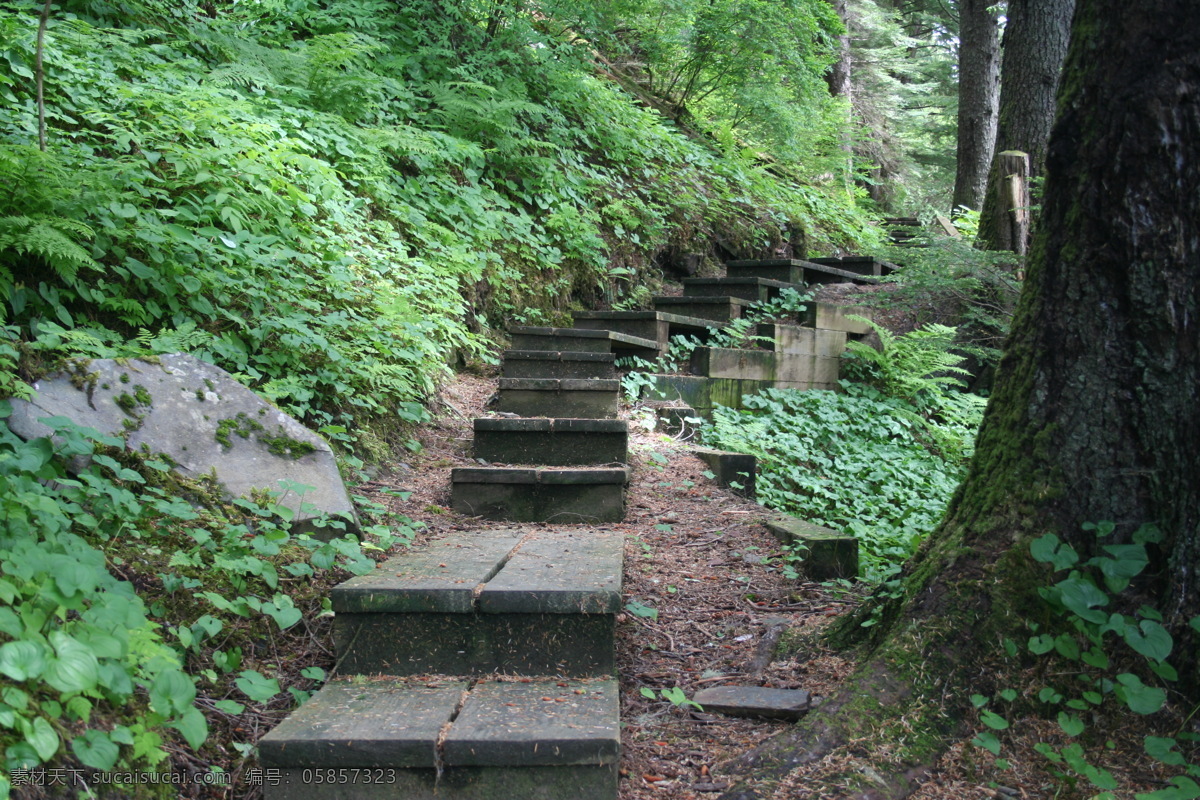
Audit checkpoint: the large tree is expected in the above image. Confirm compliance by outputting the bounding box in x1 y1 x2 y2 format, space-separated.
949 0 1000 210
976 0 1075 251
720 0 1200 796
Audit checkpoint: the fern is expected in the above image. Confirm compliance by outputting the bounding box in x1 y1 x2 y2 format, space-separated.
0 215 102 285
842 316 973 405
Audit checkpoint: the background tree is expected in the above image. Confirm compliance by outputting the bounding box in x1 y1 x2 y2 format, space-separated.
950 0 1000 210
719 0 1200 795
976 0 1075 251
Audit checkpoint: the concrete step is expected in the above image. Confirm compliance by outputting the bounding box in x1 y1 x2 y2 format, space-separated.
571 310 720 348
689 346 840 387
806 255 899 277
451 466 630 523
509 326 660 360
725 258 880 286
333 528 623 676
764 514 858 580
754 324 848 357
258 675 619 800
495 378 620 419
680 276 804 303
801 302 874 337
473 418 628 466
651 295 752 325
501 351 616 380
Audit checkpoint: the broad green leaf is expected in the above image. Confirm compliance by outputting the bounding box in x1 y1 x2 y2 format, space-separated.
150 670 196 716
1135 776 1200 800
1116 673 1166 714
72 730 119 770
24 716 58 761
235 670 281 703
214 700 245 714
972 731 1001 755
0 640 47 681
624 601 658 620
979 710 1008 731
171 707 208 749
1057 712 1084 737
45 634 99 694
1144 736 1187 766
1124 620 1173 662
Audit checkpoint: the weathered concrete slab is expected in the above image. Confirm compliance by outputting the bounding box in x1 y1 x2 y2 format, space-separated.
801 302 874 336
690 347 841 387
261 678 619 800
764 515 859 580
332 530 524 614
692 447 756 499
6 353 356 534
258 678 466 768
451 467 629 523
473 418 628 466
479 530 623 614
571 311 719 345
510 326 659 359
652 296 752 324
807 255 898 277
681 277 804 304
757 325 847 358
501 351 617 380
725 258 880 286
496 378 620 419
693 685 812 721
445 678 620 766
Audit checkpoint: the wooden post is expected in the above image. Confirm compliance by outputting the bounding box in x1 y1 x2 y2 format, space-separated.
993 150 1031 256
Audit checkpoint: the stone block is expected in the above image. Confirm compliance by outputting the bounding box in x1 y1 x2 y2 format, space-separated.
724 259 808 284
572 311 719 345
652 296 751 324
260 677 619 800
801 302 874 336
333 529 622 676
509 326 658 359
451 467 629 523
807 255 898 277
680 277 803 303
691 447 756 499
692 686 812 721
6 353 356 535
496 378 620 419
764 515 859 580
757 325 847 357
501 351 616 380
473 418 628 466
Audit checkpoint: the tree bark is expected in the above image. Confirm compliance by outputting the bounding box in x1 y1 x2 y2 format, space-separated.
824 0 852 101
977 0 1075 250
718 0 1200 795
950 0 1000 210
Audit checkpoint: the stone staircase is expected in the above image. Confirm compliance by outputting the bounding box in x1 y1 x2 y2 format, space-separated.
256 257 879 799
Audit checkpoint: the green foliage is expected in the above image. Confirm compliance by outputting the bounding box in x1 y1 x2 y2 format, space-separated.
971 522 1200 797
0 403 416 785
702 386 973 582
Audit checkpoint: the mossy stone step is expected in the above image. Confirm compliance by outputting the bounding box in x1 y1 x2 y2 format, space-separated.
764 515 858 580
801 302 874 337
333 529 622 676
725 258 881 285
807 255 898 277
509 326 660 359
473 417 628 466
689 346 840 386
258 676 619 800
571 310 719 347
681 276 805 303
496 378 620 419
502 351 617 380
651 295 752 324
451 467 629 523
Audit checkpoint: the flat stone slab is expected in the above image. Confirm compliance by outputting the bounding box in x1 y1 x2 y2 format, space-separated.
510 326 659 357
807 255 898 277
652 295 752 324
502 351 616 380
802 302 874 336
334 529 621 616
473 417 628 466
693 686 812 721
726 258 881 285
692 447 756 499
445 679 620 766
6 353 355 534
258 678 466 768
333 530 524 613
479 530 623 614
572 310 719 345
756 325 847 357
261 677 619 769
764 515 859 580
690 347 839 385
680 277 804 303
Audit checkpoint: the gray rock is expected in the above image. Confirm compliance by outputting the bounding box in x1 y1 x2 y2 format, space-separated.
692 685 813 721
7 353 356 535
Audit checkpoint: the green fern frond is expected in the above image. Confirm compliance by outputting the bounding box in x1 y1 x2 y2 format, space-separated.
0 216 102 284
843 316 972 406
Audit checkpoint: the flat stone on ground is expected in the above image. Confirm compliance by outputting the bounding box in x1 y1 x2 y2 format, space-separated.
692 685 813 721
478 530 623 614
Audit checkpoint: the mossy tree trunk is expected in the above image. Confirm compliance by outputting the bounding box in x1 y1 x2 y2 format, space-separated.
950 0 1000 211
719 2 1200 796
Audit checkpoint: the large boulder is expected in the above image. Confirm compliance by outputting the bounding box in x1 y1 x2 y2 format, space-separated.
7 353 357 535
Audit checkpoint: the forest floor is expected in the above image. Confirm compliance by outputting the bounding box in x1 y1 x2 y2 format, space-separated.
351 370 1022 800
